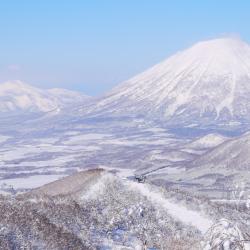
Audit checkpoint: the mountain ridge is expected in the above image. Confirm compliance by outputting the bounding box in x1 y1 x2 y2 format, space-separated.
0 80 89 113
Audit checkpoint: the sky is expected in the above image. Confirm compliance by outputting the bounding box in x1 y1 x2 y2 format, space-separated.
1 0 250 95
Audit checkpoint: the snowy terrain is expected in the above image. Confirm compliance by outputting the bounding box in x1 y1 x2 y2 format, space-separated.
79 38 250 133
0 37 250 249
184 133 229 150
0 124 191 193
0 80 89 113
1 169 249 249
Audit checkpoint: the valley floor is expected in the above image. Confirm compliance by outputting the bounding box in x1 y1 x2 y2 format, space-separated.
0 119 250 249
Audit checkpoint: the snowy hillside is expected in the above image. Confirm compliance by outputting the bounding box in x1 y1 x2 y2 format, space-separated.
0 80 89 113
189 131 250 171
152 131 250 199
185 133 229 149
1 169 249 249
83 38 250 130
47 88 90 106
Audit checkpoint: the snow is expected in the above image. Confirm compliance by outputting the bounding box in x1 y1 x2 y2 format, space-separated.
100 137 177 146
187 133 228 149
245 243 250 250
0 135 11 144
153 166 186 175
0 80 88 113
126 181 213 234
81 172 115 200
0 141 100 160
100 166 134 177
63 133 111 144
48 88 89 102
10 154 82 168
202 218 250 250
0 174 66 189
87 37 250 126
0 189 10 196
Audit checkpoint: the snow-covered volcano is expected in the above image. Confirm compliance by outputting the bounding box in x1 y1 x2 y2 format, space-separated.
0 80 89 113
87 38 250 128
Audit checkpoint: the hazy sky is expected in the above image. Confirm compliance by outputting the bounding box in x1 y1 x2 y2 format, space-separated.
1 1 250 95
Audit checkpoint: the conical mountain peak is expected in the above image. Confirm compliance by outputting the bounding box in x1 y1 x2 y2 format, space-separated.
191 37 247 50
87 38 250 130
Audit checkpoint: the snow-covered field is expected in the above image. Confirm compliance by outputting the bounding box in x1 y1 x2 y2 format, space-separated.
0 124 193 195
0 174 66 190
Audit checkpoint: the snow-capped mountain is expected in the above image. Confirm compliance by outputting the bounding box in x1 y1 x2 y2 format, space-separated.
84 38 250 129
47 88 89 106
0 80 89 113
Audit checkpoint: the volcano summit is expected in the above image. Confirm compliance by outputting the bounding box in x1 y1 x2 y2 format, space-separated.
85 38 250 132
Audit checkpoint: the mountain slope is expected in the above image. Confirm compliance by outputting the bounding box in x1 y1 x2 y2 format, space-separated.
0 80 89 113
83 38 250 130
185 133 229 150
162 132 250 198
189 131 250 171
2 169 248 249
1 169 203 249
48 88 90 106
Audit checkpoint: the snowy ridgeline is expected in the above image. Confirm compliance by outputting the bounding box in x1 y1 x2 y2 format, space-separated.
0 80 89 113
0 169 249 250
